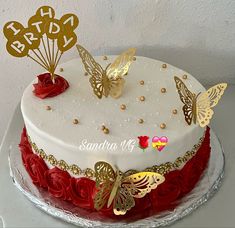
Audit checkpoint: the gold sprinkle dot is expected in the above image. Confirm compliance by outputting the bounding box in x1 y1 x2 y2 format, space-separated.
103 56 108 60
138 118 144 124
161 88 167 93
73 119 79 124
160 123 166 129
103 128 109 134
84 72 88 76
120 104 126 110
162 63 167 69
101 125 106 130
183 74 188 79
139 96 145 101
133 56 136 61
46 105 51 110
59 68 64 72
139 80 144 85
172 109 178 114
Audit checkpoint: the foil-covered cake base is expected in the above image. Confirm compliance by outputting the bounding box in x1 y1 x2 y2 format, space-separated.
8 130 224 227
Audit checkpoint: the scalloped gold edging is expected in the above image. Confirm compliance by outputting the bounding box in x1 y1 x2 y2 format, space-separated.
27 133 205 179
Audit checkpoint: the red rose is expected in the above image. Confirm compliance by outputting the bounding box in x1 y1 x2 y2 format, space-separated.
19 127 33 165
138 136 149 150
68 177 96 210
150 170 181 211
33 73 69 99
24 153 49 188
45 167 71 200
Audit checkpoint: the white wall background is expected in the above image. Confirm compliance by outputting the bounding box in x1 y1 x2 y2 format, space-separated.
0 0 235 141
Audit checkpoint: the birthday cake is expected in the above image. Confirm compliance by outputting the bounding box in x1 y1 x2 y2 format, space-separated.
4 5 227 223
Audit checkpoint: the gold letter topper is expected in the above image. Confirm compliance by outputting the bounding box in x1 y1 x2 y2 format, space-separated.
3 6 78 81
76 44 136 99
174 76 227 127
94 161 165 215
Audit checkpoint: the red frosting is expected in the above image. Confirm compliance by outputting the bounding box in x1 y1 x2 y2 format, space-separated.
68 177 96 210
33 73 69 99
19 127 211 220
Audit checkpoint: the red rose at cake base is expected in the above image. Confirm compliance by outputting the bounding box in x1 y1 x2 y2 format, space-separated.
45 167 71 200
33 73 69 99
68 177 96 210
24 154 49 188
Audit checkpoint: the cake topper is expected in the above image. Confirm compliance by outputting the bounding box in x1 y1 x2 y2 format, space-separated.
94 161 165 215
76 44 136 99
3 6 78 82
174 76 227 127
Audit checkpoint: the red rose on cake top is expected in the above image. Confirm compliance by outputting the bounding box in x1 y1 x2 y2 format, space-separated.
33 73 69 99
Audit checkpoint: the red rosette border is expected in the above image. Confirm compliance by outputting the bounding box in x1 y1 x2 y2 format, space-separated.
33 73 69 99
18 127 211 220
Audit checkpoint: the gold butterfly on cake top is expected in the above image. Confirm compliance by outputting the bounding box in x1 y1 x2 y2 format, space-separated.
174 76 227 127
94 161 165 215
76 44 136 99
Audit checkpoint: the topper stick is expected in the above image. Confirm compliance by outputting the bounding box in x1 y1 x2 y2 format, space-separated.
37 48 50 69
54 51 63 70
52 39 55 65
32 49 50 70
47 37 52 66
27 54 49 71
54 48 59 65
41 36 51 70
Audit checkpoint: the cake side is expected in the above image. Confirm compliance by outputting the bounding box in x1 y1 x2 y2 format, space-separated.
21 56 205 175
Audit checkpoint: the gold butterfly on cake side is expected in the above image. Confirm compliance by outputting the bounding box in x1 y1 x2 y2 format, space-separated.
94 161 165 215
174 76 227 127
76 44 136 99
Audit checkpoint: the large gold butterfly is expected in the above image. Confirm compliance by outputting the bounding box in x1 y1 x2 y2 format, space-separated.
76 44 136 99
94 161 165 215
174 76 227 127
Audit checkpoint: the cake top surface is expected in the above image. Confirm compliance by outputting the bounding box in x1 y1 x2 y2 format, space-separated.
21 56 205 155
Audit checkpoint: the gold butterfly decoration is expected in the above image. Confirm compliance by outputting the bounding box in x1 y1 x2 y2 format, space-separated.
174 76 227 127
76 44 136 99
94 161 165 215
3 6 78 81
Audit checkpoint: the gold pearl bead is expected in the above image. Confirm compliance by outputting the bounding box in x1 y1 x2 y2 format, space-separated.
120 104 126 110
162 63 167 69
139 80 144 85
46 105 51 110
183 74 187 79
139 96 145 101
84 72 88 76
172 109 178 114
73 119 79 124
133 56 136 61
138 118 144 124
103 128 109 134
160 123 166 129
103 56 108 60
161 88 166 93
59 68 64 72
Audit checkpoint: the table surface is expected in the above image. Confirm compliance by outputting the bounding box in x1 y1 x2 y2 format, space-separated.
0 85 234 228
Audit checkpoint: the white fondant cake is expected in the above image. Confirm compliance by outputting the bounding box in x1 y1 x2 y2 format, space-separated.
21 56 205 175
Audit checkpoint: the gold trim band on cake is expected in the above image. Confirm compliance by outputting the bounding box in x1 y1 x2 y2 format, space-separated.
27 133 205 179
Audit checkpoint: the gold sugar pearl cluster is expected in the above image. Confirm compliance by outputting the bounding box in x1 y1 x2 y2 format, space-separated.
101 125 109 134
